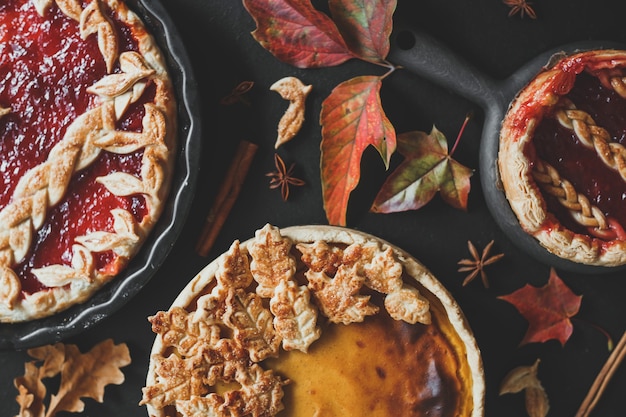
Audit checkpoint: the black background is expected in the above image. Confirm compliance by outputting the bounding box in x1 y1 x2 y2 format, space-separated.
2 0 626 416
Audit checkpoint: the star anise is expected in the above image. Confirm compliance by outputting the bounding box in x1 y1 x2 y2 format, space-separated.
266 153 305 201
503 0 537 19
458 240 504 288
220 80 255 106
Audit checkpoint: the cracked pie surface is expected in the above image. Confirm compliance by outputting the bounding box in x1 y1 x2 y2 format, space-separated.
142 224 484 417
0 0 177 322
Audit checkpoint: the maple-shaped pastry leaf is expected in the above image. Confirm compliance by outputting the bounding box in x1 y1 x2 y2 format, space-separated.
242 0 355 68
321 75 396 225
149 307 221 357
371 126 473 213
498 268 582 347
141 353 214 409
14 339 131 417
328 0 397 64
306 264 379 324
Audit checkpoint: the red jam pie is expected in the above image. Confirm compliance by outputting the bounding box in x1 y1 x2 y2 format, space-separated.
0 0 176 322
499 49 626 266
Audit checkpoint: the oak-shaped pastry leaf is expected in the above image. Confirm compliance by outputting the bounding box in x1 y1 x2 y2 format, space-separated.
320 75 396 226
242 0 355 68
498 268 582 346
371 126 473 213
329 0 397 63
14 339 131 417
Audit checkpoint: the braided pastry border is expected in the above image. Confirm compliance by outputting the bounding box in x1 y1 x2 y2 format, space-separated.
0 0 177 322
498 49 626 266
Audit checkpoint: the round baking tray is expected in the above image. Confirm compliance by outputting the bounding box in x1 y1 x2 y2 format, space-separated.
0 0 201 350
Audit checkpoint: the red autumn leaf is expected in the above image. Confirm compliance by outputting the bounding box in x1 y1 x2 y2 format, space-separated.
498 268 582 347
328 0 397 63
370 126 472 213
242 0 355 68
320 75 396 226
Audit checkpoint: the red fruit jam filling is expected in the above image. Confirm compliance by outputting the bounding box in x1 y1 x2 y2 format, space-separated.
531 71 626 240
0 0 149 294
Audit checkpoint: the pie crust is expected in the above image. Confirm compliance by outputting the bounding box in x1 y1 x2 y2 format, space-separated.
142 224 484 417
0 0 176 322
499 49 626 266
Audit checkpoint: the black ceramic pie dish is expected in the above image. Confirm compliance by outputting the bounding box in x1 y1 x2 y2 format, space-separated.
0 0 201 350
389 24 626 274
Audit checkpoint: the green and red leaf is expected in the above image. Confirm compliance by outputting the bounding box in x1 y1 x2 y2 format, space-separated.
320 75 396 226
242 0 355 68
498 268 582 347
329 0 397 63
371 126 472 213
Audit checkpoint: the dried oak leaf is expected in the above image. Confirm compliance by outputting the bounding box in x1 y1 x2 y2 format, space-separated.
328 0 397 64
14 339 131 417
500 359 549 417
320 75 396 226
371 126 473 214
242 0 355 68
14 362 46 417
498 268 582 346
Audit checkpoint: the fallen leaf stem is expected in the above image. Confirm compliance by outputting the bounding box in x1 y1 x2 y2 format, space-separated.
575 330 626 417
572 317 615 351
449 112 472 157
379 61 400 80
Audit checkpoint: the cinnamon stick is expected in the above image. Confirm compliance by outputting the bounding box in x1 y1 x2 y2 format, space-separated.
575 330 626 417
195 140 258 256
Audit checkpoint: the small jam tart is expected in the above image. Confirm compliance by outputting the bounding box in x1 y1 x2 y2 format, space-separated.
0 0 176 322
141 224 484 417
499 49 626 266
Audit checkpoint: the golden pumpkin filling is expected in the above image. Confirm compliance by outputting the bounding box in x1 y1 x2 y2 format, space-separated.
141 225 483 417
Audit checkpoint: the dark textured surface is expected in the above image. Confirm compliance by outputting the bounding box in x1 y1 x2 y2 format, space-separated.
2 1 626 416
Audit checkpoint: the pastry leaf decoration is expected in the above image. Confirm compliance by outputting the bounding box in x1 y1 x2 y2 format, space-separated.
14 339 131 417
371 125 473 213
306 264 379 324
498 268 582 347
223 289 281 362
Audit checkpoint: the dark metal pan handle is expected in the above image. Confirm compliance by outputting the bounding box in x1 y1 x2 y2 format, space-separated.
388 27 503 111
